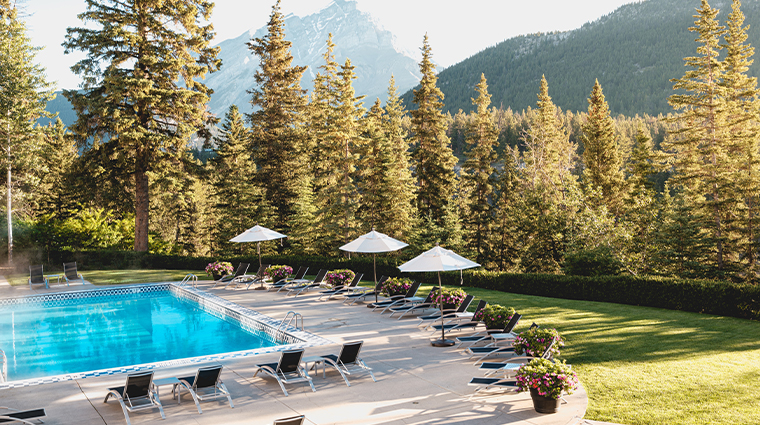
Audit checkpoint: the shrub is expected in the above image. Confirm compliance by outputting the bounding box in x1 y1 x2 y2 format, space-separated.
325 269 356 287
562 246 622 276
513 327 565 358
265 265 292 281
381 277 414 297
473 304 515 329
515 358 579 399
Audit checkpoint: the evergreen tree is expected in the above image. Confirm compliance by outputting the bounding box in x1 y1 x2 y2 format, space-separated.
63 0 220 251
357 99 387 229
410 34 457 225
210 105 271 255
380 76 416 240
721 0 760 271
492 156 521 271
309 36 364 252
665 0 732 270
581 80 625 216
462 74 498 263
247 0 308 232
288 173 319 255
37 119 79 217
0 2 54 262
519 76 577 198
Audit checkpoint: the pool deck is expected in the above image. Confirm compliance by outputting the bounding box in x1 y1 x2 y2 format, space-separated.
0 278 592 425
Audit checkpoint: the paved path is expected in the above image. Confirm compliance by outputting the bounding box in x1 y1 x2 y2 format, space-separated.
0 279 610 425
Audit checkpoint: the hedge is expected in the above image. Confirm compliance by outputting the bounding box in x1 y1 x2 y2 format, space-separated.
12 250 760 320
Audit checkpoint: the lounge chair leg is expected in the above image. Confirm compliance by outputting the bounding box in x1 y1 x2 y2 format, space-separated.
277 379 290 397
218 383 234 408
116 399 133 425
181 384 202 414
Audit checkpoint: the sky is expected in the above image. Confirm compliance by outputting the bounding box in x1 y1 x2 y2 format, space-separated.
22 0 635 90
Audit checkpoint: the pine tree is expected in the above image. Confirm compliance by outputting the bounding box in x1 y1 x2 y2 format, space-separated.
410 34 457 226
721 0 760 272
210 105 271 255
380 76 416 240
665 0 732 270
63 0 220 252
247 0 308 233
462 74 498 263
0 2 54 262
288 173 319 255
357 99 387 229
37 119 79 217
581 80 625 216
309 36 364 252
492 156 521 271
519 76 577 199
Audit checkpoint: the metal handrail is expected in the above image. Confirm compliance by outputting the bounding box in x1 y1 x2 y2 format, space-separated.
178 274 198 288
275 311 304 340
1 348 7 383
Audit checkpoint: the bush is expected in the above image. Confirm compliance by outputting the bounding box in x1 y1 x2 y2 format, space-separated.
562 246 622 276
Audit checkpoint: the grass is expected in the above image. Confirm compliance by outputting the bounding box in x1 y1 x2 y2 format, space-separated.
4 270 759 424
6 269 201 286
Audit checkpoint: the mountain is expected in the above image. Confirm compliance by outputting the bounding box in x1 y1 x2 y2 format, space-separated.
204 0 420 117
44 0 421 127
403 0 760 117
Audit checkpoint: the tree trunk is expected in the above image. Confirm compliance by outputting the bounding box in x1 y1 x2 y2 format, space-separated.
134 169 150 251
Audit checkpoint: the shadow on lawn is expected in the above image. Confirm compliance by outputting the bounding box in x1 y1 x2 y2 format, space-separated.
462 287 760 364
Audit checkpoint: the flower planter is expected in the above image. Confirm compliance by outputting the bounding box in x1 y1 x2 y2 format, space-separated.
529 388 561 414
442 302 458 310
212 274 223 281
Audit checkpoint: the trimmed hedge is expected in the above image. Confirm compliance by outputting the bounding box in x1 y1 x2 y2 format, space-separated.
14 250 760 320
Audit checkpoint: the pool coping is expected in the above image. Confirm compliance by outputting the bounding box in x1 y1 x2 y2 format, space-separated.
0 282 333 389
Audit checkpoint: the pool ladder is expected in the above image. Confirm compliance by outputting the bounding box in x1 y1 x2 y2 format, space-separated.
275 311 303 340
1 348 6 383
178 274 198 288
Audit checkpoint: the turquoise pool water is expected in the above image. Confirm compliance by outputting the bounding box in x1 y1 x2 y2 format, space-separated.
0 290 280 382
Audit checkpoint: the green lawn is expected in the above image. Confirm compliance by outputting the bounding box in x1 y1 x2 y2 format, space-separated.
7 269 202 286
4 270 758 424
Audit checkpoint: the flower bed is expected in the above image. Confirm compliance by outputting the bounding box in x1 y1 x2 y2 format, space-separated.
325 269 356 287
473 303 515 329
513 327 565 358
515 358 579 399
381 277 414 297
205 261 233 277
265 265 292 281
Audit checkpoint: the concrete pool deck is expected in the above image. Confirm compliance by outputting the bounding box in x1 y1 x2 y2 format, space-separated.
0 278 590 425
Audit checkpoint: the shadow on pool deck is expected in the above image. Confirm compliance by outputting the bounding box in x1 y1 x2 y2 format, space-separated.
0 279 594 425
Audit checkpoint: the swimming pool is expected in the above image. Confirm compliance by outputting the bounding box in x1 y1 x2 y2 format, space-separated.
0 283 331 388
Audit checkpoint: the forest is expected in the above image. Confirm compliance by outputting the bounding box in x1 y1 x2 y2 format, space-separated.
1 0 759 283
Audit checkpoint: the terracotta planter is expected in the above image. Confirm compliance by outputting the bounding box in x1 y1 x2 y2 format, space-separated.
529 388 561 414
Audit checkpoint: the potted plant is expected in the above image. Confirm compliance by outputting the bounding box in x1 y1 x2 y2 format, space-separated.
265 265 292 282
433 287 467 310
513 327 565 359
381 277 413 297
515 358 579 413
473 304 516 330
325 269 356 288
205 261 233 281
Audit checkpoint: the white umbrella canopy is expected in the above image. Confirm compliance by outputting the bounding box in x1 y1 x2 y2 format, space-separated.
339 228 409 253
340 228 409 302
398 245 480 273
399 244 480 347
230 225 287 243
230 224 287 268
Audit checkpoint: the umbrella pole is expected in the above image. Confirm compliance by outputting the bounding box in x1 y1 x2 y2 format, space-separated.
374 253 378 304
258 242 262 268
432 271 455 347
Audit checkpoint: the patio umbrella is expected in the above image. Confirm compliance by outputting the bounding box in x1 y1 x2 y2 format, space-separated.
339 227 409 303
398 243 480 347
230 224 287 268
